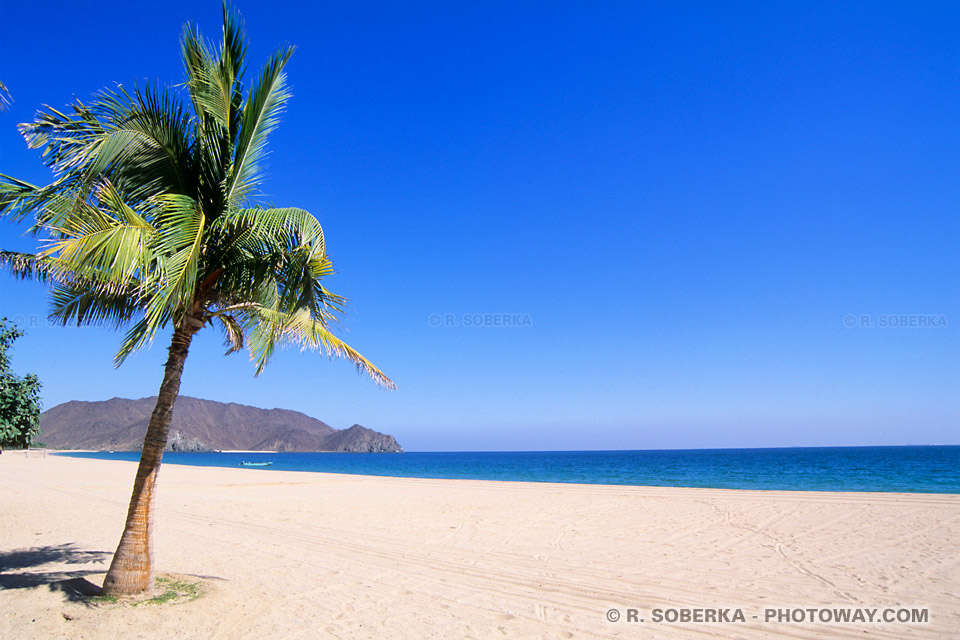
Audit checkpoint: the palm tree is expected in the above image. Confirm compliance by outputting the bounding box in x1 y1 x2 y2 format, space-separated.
0 5 394 596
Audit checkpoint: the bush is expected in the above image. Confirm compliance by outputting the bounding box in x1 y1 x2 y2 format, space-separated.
0 318 42 451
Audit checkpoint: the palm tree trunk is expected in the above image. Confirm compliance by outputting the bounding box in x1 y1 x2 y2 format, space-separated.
101 325 195 596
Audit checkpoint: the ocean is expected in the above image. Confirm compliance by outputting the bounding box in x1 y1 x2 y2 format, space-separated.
58 445 960 493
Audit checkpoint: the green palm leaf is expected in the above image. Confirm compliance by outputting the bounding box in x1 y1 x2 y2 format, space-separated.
244 306 395 387
228 46 293 204
49 281 142 328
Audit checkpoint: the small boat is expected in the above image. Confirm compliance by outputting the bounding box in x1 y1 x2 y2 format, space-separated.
240 461 273 467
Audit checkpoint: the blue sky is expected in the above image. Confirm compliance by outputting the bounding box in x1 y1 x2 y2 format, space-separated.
1 1 957 451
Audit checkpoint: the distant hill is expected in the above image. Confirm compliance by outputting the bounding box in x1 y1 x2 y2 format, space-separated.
39 396 402 453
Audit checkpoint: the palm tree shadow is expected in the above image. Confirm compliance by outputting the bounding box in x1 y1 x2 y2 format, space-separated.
0 544 110 600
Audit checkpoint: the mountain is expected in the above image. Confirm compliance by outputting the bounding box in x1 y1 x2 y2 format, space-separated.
39 396 402 453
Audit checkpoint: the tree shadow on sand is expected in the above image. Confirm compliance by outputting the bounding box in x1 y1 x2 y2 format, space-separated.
0 544 110 601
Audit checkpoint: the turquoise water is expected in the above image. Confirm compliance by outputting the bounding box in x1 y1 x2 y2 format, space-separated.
59 446 960 493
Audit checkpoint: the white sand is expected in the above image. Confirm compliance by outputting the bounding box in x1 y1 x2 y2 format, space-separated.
0 452 957 639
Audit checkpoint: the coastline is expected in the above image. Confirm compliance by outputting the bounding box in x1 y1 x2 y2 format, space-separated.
1 452 957 638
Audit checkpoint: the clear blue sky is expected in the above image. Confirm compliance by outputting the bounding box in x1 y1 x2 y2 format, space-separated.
1 1 957 451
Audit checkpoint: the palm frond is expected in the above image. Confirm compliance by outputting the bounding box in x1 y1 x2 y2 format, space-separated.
0 250 62 283
243 306 395 388
220 3 248 83
0 80 11 112
181 10 239 207
216 313 245 354
180 21 220 126
141 193 205 326
0 174 41 222
228 45 294 204
221 3 247 145
114 315 166 366
49 280 142 328
210 206 324 264
18 86 193 205
37 180 157 287
206 206 331 312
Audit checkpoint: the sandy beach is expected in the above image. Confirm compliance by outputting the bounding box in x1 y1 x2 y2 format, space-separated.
0 452 957 639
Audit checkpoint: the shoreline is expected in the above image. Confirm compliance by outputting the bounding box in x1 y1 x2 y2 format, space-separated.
1 453 958 639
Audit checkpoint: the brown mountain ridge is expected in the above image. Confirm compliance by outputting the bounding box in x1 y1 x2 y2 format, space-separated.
40 396 403 453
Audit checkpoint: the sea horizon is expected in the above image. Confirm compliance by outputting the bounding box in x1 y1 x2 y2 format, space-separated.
45 442 960 453
58 444 960 495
